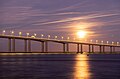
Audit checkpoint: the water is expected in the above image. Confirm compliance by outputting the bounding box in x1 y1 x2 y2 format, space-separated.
0 53 120 79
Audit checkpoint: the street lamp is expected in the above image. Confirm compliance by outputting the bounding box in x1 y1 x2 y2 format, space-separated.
96 40 98 44
101 41 103 44
48 35 50 39
61 36 64 40
34 33 37 37
2 30 5 35
11 31 14 36
73 38 76 41
19 32 22 36
90 40 93 43
67 37 70 40
26 33 29 37
107 41 109 44
117 42 119 46
41 34 44 38
55 36 57 39
111 41 114 45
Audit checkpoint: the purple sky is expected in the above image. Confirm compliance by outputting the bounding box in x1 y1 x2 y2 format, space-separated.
0 0 120 42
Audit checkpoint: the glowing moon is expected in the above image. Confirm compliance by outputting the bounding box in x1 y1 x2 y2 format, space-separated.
77 31 87 38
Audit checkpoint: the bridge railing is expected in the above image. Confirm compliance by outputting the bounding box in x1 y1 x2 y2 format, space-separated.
0 30 120 53
0 30 119 46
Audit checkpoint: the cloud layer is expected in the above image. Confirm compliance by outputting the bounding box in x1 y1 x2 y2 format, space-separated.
0 0 120 41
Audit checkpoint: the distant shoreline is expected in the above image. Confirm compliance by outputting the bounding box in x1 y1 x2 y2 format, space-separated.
0 52 120 56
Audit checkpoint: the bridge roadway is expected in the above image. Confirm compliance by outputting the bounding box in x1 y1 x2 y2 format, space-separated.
0 34 120 53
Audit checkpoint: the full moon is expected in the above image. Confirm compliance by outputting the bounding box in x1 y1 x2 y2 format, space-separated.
77 31 87 38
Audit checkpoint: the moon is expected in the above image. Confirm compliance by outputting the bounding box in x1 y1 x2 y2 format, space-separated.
77 31 87 38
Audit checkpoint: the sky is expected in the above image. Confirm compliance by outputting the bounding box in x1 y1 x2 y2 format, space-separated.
0 0 120 43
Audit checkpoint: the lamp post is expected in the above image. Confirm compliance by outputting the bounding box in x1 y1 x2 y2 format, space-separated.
2 30 5 35
61 36 64 40
34 33 37 37
101 41 103 44
48 35 50 39
11 31 14 36
41 34 44 38
90 40 93 43
112 42 114 45
19 32 22 36
55 36 57 39
96 40 98 44
107 41 109 44
26 33 29 37
67 37 70 40
117 42 119 46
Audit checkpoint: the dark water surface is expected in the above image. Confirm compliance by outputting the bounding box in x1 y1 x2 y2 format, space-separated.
0 53 120 79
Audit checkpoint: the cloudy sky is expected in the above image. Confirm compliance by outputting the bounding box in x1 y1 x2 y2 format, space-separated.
0 0 120 42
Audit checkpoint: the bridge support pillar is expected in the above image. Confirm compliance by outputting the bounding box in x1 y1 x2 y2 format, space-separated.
100 45 102 53
110 46 112 53
80 44 83 54
45 41 48 53
66 43 69 52
24 40 27 52
63 43 66 53
103 46 105 53
77 44 79 53
41 41 44 53
12 38 15 52
28 40 31 52
92 45 94 53
8 38 11 52
113 47 115 53
89 45 91 53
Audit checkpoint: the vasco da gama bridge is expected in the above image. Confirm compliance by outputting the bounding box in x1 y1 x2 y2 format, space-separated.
0 30 120 53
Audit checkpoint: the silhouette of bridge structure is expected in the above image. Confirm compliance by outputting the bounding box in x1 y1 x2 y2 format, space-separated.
0 31 120 53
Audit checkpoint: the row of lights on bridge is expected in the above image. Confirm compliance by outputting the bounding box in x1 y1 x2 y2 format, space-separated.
1 30 119 45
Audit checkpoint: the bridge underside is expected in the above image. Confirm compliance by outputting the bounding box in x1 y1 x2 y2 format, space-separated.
0 52 120 54
0 35 120 54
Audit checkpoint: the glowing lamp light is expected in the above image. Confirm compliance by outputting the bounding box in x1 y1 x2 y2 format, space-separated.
48 35 50 39
19 32 22 36
55 36 57 39
112 42 114 45
2 30 5 35
11 31 14 35
26 33 29 37
101 41 103 44
41 34 44 38
34 33 37 37
117 42 119 45
61 36 64 40
67 37 70 40
31 36 35 38
90 40 93 43
107 41 109 44
96 40 98 43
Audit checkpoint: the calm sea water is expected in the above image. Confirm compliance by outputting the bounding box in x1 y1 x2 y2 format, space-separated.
0 53 120 79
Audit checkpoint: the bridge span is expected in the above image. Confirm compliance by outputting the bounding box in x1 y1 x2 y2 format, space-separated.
0 33 120 53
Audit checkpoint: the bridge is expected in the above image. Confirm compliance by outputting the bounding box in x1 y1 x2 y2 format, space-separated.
0 31 120 54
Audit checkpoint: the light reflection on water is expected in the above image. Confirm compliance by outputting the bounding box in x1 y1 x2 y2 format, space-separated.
1 53 120 79
73 54 91 79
